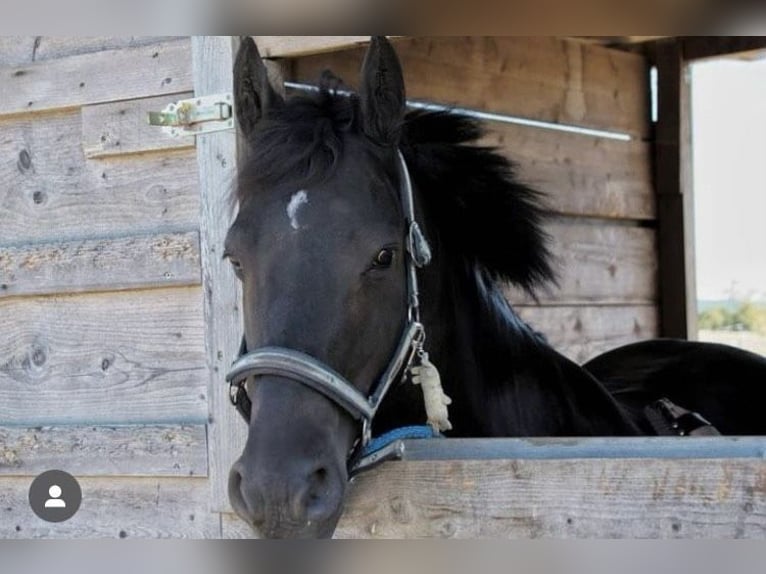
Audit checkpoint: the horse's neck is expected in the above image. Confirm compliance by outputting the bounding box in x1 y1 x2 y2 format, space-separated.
423 264 639 437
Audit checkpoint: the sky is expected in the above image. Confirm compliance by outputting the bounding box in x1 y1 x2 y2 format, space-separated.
691 56 766 302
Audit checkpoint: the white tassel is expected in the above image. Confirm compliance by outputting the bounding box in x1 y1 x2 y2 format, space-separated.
411 352 452 432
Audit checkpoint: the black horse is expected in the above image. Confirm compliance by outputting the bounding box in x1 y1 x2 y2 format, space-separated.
224 36 766 538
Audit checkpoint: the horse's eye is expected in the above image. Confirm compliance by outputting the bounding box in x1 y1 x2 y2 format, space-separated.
229 258 243 273
372 248 395 269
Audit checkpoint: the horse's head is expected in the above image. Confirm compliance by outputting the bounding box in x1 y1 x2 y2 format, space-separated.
225 37 418 538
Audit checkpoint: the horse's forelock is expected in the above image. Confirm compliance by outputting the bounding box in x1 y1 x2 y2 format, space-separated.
235 88 359 204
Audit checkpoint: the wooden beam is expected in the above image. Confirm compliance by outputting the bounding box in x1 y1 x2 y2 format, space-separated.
192 36 247 514
1 476 219 538
682 36 766 61
396 436 766 460
504 221 658 306
516 304 658 363
652 39 696 339
254 36 375 58
0 287 207 425
0 111 199 245
0 424 207 477
0 37 179 67
335 457 765 538
481 121 655 221
0 39 192 117
0 231 200 298
221 442 766 538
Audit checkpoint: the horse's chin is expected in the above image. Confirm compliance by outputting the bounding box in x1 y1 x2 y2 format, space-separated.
250 515 341 539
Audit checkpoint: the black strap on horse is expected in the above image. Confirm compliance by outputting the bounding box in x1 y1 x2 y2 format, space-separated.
643 397 721 436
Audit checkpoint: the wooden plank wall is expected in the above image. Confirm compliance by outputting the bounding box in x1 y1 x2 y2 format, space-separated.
290 37 658 364
0 36 661 539
221 456 766 538
0 37 214 537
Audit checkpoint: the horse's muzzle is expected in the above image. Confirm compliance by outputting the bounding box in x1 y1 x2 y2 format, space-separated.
228 456 346 538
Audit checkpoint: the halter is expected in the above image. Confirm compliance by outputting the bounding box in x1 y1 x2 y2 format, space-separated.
225 150 433 462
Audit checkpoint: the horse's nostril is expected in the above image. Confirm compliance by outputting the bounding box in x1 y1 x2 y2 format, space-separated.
228 463 264 526
311 466 328 485
303 466 337 522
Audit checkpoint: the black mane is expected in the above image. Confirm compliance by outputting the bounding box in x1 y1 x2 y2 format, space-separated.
401 109 555 294
237 85 556 298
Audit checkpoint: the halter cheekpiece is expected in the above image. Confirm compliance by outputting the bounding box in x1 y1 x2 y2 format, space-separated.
225 150 445 472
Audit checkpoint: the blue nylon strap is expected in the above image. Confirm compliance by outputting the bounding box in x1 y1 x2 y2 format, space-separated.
360 425 442 457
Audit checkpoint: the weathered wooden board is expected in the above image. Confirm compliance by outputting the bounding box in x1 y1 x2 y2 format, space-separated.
329 458 766 538
397 437 766 461
291 36 650 137
0 39 192 116
482 121 654 220
82 93 194 158
220 512 253 538
0 287 207 425
0 111 199 244
255 36 375 58
219 457 766 539
0 476 219 538
505 221 657 306
515 305 658 363
193 36 248 514
0 230 200 298
0 424 207 477
0 37 178 67
652 39 696 339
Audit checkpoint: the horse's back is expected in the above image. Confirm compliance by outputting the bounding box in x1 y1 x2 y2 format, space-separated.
584 339 766 435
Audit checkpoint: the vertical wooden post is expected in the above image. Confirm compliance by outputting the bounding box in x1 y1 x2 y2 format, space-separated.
192 36 247 518
653 39 697 339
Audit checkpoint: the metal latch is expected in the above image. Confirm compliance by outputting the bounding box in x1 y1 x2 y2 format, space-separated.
147 93 234 137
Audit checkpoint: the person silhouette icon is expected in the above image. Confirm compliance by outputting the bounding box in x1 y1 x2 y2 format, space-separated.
44 484 66 508
30 470 81 522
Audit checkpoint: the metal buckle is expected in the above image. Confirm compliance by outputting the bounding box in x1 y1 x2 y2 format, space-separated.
349 439 406 477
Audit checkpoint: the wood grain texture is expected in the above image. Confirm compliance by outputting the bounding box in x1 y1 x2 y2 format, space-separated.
505 220 658 306
291 36 650 136
220 512 254 538
0 231 200 298
0 287 207 425
0 110 199 244
652 39 696 339
81 93 194 158
330 458 766 538
0 424 207 477
220 458 766 539
0 38 192 116
193 36 248 514
255 36 374 57
482 122 654 220
0 476 219 538
0 37 179 67
515 305 659 363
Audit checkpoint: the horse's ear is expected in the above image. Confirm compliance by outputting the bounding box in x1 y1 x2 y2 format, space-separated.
233 36 284 139
359 36 406 145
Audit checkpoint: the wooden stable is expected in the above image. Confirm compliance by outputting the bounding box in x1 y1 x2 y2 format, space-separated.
1 36 765 538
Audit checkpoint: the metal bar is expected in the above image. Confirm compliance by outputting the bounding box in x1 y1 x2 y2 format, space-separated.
400 436 766 460
283 81 633 142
